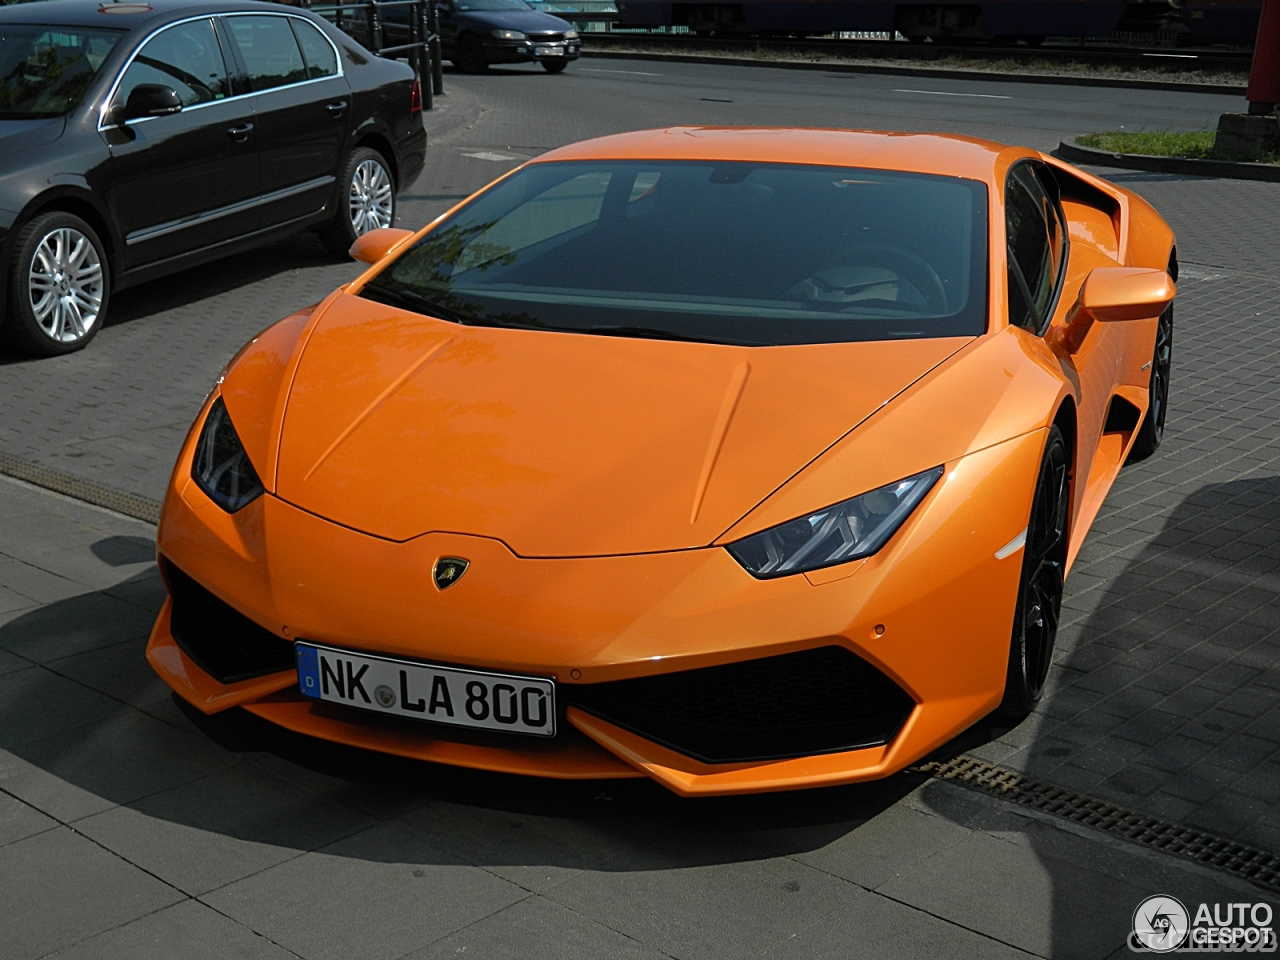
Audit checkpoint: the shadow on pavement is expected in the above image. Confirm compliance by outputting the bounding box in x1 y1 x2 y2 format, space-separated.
0 548 923 873
914 474 1280 956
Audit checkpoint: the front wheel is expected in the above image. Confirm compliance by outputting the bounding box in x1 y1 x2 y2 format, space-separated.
1125 304 1173 463
3 211 109 357
456 34 488 73
999 424 1069 717
541 59 568 73
319 147 396 258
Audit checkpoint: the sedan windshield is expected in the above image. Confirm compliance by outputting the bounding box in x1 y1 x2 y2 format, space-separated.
0 25 123 119
365 160 989 346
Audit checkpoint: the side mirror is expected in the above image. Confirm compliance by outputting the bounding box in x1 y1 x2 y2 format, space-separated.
1055 267 1175 353
120 84 183 122
349 227 414 264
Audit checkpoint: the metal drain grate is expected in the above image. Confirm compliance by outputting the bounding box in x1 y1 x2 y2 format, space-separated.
916 755 1280 893
0 452 161 524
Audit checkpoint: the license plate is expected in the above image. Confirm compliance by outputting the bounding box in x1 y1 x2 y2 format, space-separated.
535 45 565 56
296 642 555 736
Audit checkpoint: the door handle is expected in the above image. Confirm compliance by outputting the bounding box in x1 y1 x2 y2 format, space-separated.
326 101 348 115
227 123 254 141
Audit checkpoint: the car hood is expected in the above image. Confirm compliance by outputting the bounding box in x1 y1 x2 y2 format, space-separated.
459 9 572 31
0 117 65 155
273 294 971 555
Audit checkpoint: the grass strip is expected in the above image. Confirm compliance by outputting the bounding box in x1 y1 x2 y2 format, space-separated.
1076 130 1217 158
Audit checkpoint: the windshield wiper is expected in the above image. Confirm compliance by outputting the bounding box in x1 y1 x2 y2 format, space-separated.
586 325 762 347
360 284 475 326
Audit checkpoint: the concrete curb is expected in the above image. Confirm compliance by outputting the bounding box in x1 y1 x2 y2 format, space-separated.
421 83 484 145
1056 138 1280 182
580 45 1249 96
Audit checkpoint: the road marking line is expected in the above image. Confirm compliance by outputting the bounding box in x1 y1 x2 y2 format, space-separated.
894 88 1013 99
463 151 521 161
582 67 663 76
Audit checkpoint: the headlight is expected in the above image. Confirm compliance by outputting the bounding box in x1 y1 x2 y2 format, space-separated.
192 397 264 513
492 29 527 39
726 467 943 578
565 28 579 39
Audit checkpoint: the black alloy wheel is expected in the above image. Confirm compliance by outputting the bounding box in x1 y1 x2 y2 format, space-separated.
319 147 397 258
1125 304 1174 463
1000 424 1070 716
541 59 568 73
3 210 109 357
456 35 488 73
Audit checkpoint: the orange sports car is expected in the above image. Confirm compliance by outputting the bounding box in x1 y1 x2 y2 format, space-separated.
148 128 1176 796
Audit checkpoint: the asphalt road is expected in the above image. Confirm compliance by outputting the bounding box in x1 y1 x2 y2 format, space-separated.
1 60 1279 959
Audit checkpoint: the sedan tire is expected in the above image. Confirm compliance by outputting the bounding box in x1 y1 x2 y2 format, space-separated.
320 147 397 258
3 211 109 357
456 35 489 73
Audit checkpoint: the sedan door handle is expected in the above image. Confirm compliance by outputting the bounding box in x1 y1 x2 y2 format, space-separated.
227 122 254 141
326 101 348 115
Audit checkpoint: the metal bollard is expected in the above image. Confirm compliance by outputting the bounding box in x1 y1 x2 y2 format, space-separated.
429 0 444 96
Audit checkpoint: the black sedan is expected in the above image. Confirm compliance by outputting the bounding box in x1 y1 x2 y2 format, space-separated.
0 0 426 356
438 0 580 73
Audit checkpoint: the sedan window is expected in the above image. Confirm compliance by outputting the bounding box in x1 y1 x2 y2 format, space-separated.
116 19 229 110
364 161 989 346
290 19 338 79
226 16 307 92
0 25 124 119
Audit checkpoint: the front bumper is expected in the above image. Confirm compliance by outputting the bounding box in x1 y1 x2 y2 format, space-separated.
484 38 580 64
149 413 1041 795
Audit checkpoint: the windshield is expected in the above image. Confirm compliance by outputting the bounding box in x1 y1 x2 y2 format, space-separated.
365 160 989 346
0 25 123 119
456 0 533 10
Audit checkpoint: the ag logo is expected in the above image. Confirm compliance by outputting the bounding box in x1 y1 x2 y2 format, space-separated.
1132 895 1189 952
433 557 469 590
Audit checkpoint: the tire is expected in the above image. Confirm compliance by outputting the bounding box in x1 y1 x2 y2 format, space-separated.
456 34 488 73
999 424 1070 717
319 147 396 258
1125 304 1173 464
3 211 109 357
541 59 568 73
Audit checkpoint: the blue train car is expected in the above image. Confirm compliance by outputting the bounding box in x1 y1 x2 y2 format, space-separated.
1182 0 1261 41
613 0 1130 40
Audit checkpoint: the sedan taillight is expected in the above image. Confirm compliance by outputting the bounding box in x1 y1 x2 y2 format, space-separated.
410 79 422 114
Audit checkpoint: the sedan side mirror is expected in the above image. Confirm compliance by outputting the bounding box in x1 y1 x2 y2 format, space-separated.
349 227 415 264
120 84 183 122
1055 267 1175 353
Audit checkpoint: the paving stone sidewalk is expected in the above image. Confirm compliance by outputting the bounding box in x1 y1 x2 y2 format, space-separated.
0 477 1268 960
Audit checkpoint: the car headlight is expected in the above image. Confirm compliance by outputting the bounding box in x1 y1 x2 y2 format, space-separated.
192 397 264 513
492 29 527 39
726 466 943 578
565 28 579 39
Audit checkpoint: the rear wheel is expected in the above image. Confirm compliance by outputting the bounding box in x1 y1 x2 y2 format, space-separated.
3 211 109 357
1125 304 1173 463
999 425 1069 717
319 147 396 258
541 59 567 73
456 34 488 73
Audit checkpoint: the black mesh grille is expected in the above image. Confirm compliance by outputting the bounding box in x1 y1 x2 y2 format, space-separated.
528 31 565 40
164 560 295 684
568 646 914 764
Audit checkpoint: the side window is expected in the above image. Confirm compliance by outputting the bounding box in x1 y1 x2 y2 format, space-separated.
225 16 307 92
116 19 229 109
1005 164 1064 332
291 19 338 79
